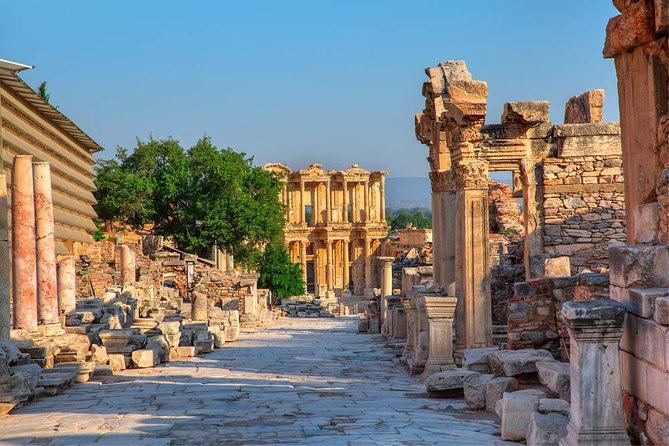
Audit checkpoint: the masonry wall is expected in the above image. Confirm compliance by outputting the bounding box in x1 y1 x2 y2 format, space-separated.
542 154 626 273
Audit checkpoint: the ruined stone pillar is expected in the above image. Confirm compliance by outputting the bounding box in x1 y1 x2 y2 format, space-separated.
380 176 386 223
400 297 416 365
364 237 372 297
422 296 457 376
192 291 208 322
378 256 393 327
560 299 629 446
0 176 10 339
57 256 76 316
521 159 545 280
443 188 457 296
12 155 38 332
33 162 59 325
342 240 349 292
454 159 492 349
411 296 429 375
430 186 443 288
118 245 136 286
226 252 234 273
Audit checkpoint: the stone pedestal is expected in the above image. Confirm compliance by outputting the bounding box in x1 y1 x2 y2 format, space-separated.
412 297 429 375
191 291 208 322
119 245 136 286
400 297 416 366
560 299 630 446
392 306 407 339
33 162 59 325
422 296 457 377
57 257 77 315
11 155 38 332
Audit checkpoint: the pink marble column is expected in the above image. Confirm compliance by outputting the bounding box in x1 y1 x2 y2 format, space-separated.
57 256 76 315
11 155 37 332
119 245 135 286
33 162 59 324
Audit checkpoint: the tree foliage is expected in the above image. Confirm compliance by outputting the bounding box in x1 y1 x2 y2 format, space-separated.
37 81 50 103
93 136 304 296
386 208 432 230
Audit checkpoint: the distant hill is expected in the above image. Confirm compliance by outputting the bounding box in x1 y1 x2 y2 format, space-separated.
385 177 431 209
385 172 513 210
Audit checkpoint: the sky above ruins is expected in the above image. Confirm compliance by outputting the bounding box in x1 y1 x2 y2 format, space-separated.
2 1 620 177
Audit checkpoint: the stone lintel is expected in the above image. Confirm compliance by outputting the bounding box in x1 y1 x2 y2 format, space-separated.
552 122 620 137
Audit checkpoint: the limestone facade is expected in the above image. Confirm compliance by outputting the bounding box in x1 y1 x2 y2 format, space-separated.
264 162 389 298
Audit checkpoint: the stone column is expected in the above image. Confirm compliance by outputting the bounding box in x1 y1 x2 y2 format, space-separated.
299 180 305 224
57 256 76 316
119 245 136 286
300 241 307 285
342 240 349 293
12 155 38 332
0 176 10 339
364 238 372 297
326 239 333 295
226 252 234 273
454 159 492 349
378 256 393 328
284 183 290 222
412 296 429 375
560 299 629 446
380 176 386 223
430 186 443 288
400 297 416 365
363 181 369 223
343 180 349 223
442 173 457 297
325 179 331 224
33 162 59 325
521 159 545 280
422 296 457 376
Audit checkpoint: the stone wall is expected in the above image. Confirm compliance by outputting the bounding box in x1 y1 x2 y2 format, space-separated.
542 155 626 273
507 273 609 358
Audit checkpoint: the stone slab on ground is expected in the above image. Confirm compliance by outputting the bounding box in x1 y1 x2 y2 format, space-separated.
0 317 516 445
536 360 571 401
485 376 519 412
526 411 568 446
500 391 541 441
463 347 500 372
131 349 158 368
425 370 479 397
489 349 554 378
464 373 494 410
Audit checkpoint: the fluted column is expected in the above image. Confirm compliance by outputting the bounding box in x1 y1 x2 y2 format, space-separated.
33 162 59 324
12 155 38 332
119 245 136 286
325 180 331 225
343 180 349 223
342 240 350 293
363 181 369 223
57 256 76 315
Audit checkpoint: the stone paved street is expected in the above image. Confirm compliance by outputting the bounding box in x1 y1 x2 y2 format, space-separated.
0 317 512 445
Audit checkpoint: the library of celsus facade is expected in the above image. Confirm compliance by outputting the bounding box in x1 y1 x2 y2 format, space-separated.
264 163 389 299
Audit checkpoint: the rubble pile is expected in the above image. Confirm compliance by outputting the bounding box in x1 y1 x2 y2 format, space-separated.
281 298 334 318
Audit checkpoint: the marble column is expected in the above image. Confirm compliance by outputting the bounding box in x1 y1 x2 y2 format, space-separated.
378 256 393 328
442 172 457 297
363 181 369 223
12 155 38 332
299 180 305 224
560 299 630 446
422 296 458 376
364 238 372 297
400 296 416 366
0 176 10 339
119 245 136 286
411 296 429 375
342 180 349 223
325 180 331 224
430 186 442 288
57 256 76 316
226 252 234 273
326 239 333 295
454 159 492 349
380 176 386 223
33 162 59 324
342 240 349 293
521 159 545 280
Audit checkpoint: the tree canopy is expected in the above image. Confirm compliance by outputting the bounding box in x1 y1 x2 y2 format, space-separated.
386 208 432 230
93 136 303 296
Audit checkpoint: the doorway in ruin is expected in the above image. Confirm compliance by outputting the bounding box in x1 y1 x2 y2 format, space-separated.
306 261 315 294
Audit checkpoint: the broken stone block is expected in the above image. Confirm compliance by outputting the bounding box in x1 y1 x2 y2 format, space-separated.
564 89 604 124
526 411 569 446
485 376 518 412
425 370 479 397
501 391 540 440
611 286 669 319
131 349 158 368
99 329 134 348
108 354 126 372
654 297 669 326
463 347 499 372
488 349 554 378
93 365 113 377
536 360 571 402
158 320 181 335
463 373 494 410
538 398 570 416
90 344 109 366
501 101 550 125
609 245 669 288
175 346 196 357
195 339 214 354
0 341 22 364
543 257 571 277
191 291 208 322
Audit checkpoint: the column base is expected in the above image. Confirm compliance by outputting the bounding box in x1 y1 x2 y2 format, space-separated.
559 421 631 446
422 360 457 378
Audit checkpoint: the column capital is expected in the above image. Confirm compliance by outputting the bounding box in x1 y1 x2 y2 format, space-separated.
429 170 456 192
454 159 489 190
561 299 626 342
377 256 394 264
422 296 457 319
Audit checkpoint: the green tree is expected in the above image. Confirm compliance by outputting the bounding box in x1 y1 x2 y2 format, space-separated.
257 239 305 298
386 208 432 230
37 81 50 103
93 156 153 229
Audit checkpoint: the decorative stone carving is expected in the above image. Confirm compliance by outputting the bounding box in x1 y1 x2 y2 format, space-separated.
454 159 489 190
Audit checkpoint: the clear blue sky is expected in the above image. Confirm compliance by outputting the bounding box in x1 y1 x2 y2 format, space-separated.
2 1 619 177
